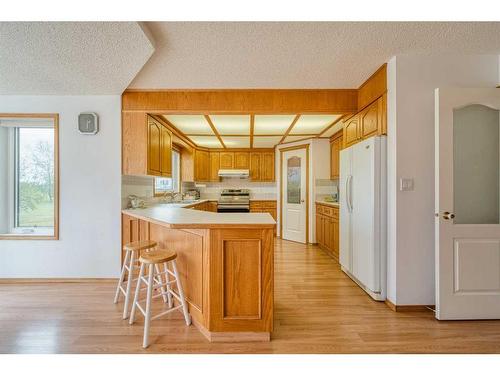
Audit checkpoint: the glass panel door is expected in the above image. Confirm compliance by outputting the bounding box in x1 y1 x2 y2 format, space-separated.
453 104 500 224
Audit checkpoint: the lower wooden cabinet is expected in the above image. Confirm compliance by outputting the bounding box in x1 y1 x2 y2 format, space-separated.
315 203 339 260
250 200 277 236
122 214 150 263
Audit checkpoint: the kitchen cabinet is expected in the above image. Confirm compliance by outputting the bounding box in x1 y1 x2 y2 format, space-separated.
160 124 172 177
261 152 275 181
250 200 277 235
234 152 250 169
122 113 173 177
194 149 210 182
343 114 360 148
343 94 386 148
220 152 234 169
249 152 261 180
122 213 150 263
315 203 339 260
209 152 220 181
330 131 342 179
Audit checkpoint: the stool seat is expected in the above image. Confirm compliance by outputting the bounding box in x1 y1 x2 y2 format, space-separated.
139 249 177 264
123 240 157 252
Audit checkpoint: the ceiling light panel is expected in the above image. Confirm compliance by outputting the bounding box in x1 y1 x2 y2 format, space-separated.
254 115 297 135
209 115 250 135
221 136 250 148
188 136 222 148
163 115 213 135
321 121 344 137
290 115 341 135
253 136 283 148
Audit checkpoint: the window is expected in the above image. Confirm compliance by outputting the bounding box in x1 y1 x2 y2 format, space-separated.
0 114 59 239
154 150 180 194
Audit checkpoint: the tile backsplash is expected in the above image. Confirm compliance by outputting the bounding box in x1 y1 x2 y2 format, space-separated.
198 180 277 200
315 178 339 201
122 175 277 208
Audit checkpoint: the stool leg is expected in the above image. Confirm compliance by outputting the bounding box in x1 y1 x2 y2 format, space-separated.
164 262 173 308
114 249 130 304
171 259 191 326
143 264 155 348
122 250 136 319
129 262 144 325
154 264 168 304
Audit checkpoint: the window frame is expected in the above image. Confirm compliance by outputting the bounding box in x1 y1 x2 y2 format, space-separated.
0 113 59 240
153 148 181 196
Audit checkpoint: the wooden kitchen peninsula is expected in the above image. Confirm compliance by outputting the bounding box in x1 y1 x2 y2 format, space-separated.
122 204 275 342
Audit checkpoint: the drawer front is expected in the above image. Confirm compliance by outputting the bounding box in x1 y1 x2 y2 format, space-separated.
322 206 334 217
316 205 324 214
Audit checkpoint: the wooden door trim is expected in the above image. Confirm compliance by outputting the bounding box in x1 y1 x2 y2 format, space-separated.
279 143 310 244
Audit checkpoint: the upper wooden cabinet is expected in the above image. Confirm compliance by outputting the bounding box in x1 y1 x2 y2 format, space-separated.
343 93 386 148
249 152 261 180
330 132 343 179
209 151 220 181
194 149 210 182
220 152 234 169
122 113 172 177
234 152 250 169
343 115 360 148
261 152 275 181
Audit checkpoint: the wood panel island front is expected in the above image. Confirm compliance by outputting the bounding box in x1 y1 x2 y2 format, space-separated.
122 203 275 342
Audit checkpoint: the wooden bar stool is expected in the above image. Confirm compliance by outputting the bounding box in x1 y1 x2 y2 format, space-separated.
114 240 170 319
129 249 191 348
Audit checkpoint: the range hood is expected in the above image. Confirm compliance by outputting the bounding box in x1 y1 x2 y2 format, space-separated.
218 169 249 178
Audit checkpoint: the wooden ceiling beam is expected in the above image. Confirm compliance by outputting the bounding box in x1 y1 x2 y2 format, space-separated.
204 115 226 149
278 115 301 144
249 115 255 149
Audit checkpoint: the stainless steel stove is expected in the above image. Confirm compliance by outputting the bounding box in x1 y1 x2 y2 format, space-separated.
217 189 250 213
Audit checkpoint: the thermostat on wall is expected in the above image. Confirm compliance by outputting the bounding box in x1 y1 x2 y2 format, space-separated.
78 112 99 135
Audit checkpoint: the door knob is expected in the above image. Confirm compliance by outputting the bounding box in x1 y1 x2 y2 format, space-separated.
442 212 455 220
300 199 305 203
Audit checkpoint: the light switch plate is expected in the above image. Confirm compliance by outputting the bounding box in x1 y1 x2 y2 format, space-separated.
400 178 414 191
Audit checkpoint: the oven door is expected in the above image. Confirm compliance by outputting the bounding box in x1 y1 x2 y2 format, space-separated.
217 205 250 213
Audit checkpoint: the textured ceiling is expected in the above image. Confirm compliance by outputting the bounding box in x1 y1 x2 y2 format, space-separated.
130 22 500 89
0 22 155 94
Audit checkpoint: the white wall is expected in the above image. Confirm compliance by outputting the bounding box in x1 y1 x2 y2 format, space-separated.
387 55 500 305
0 96 122 278
276 138 330 242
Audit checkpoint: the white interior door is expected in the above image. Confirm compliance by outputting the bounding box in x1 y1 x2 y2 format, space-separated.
282 148 307 243
435 88 500 320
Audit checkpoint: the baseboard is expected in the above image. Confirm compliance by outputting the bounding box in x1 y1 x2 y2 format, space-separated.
0 278 117 284
385 299 435 312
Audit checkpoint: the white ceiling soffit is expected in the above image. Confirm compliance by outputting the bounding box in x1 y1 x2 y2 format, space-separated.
129 22 500 89
0 22 155 95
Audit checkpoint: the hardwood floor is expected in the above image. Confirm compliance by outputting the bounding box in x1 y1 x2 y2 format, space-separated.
2 239 500 353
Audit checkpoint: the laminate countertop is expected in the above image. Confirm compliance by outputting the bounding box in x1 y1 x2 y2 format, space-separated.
315 200 340 208
122 202 276 229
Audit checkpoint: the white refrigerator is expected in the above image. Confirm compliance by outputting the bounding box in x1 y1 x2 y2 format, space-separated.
339 136 386 301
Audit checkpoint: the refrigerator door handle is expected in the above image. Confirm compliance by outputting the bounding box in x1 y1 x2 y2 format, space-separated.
346 175 353 212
